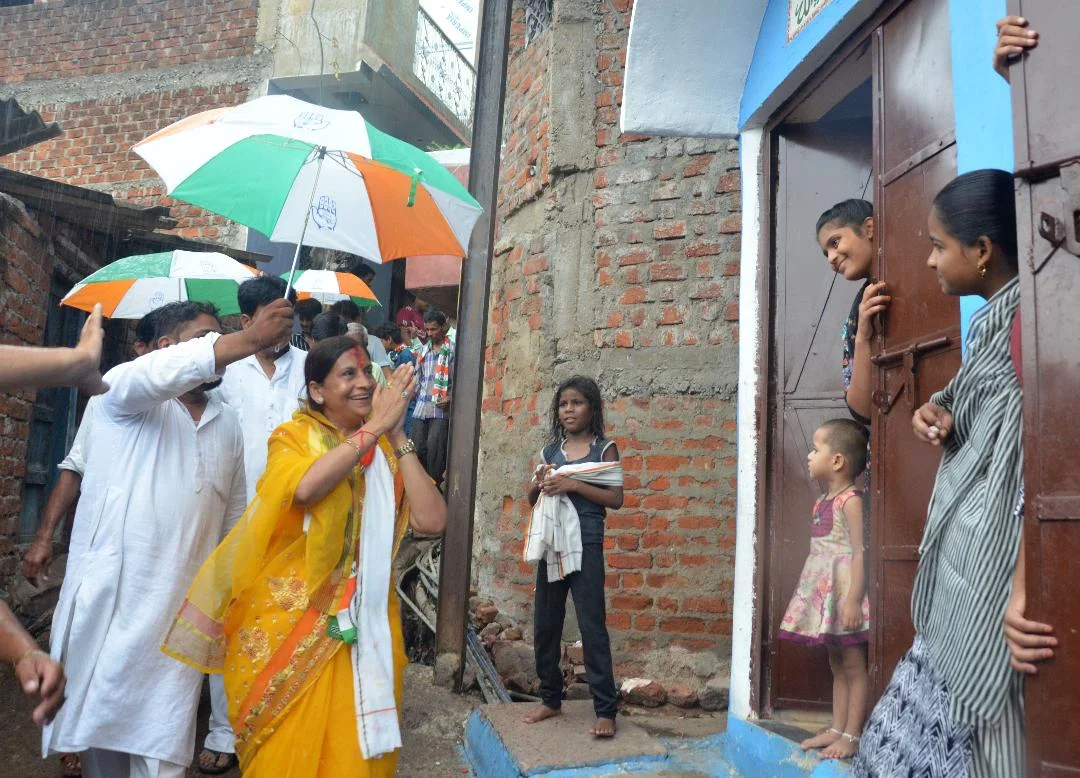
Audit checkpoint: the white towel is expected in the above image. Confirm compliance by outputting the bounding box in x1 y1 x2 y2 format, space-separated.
349 447 402 759
524 461 624 581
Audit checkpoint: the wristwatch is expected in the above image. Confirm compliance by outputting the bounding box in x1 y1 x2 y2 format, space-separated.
395 439 417 460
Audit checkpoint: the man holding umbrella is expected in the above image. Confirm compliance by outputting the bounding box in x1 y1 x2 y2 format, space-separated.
43 298 293 778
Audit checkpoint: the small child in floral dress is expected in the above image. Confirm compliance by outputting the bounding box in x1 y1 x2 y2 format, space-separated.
778 418 870 760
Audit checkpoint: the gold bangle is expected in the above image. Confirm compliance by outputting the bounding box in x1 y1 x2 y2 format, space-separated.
342 437 363 461
395 439 417 460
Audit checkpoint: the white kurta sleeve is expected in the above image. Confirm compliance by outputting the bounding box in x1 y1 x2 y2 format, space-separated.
224 427 248 536
100 332 223 418
58 399 96 475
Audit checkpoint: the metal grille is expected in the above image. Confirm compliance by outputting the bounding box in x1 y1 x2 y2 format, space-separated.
524 0 553 45
414 7 476 129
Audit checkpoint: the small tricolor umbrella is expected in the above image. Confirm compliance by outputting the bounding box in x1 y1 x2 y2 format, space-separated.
281 269 380 309
133 95 483 296
61 250 258 318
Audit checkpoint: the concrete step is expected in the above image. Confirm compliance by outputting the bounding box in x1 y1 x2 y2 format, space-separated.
462 700 853 778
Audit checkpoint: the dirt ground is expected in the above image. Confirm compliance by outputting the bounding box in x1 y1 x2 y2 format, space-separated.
1 662 479 777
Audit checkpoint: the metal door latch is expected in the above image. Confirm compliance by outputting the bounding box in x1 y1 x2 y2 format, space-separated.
1037 159 1080 264
870 335 951 414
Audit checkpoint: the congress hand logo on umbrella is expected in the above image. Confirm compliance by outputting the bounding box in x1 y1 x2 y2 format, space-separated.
281 269 380 309
133 94 483 296
61 250 258 318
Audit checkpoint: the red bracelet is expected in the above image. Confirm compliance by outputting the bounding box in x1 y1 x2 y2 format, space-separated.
348 429 377 468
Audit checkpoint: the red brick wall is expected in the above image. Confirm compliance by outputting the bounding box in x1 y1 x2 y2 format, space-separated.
5 84 255 241
0 194 121 576
0 0 262 241
497 7 551 215
478 0 741 678
0 0 259 84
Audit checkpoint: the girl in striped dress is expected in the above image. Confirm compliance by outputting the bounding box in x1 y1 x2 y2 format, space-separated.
854 170 1027 777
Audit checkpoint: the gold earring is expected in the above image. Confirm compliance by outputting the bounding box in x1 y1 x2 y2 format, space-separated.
978 265 988 278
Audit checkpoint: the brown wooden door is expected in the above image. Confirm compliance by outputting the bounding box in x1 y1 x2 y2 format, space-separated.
867 0 960 700
1008 1 1080 772
767 117 872 710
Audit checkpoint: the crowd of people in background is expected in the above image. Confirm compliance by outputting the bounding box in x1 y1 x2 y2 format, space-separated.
5 258 460 778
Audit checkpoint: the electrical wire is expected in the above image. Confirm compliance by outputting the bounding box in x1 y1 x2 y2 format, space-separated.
789 166 874 390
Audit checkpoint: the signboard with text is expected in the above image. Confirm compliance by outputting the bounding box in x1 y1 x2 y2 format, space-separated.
788 0 830 41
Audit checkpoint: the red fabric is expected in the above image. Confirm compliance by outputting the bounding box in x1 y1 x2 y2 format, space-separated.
1010 311 1022 386
394 306 426 338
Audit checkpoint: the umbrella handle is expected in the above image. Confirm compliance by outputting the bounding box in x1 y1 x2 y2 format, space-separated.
284 146 328 299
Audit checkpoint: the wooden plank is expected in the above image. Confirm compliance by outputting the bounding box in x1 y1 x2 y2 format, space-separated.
433 0 515 688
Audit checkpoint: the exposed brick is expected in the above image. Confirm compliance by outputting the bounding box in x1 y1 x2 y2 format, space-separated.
476 0 739 676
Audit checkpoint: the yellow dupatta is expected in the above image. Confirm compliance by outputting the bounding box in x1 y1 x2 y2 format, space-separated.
162 406 410 769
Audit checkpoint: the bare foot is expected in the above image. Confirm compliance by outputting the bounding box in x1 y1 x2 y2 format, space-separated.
800 727 841 750
590 717 616 738
521 704 561 724
821 734 859 760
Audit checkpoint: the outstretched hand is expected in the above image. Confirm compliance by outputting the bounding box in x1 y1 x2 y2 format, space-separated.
73 304 108 396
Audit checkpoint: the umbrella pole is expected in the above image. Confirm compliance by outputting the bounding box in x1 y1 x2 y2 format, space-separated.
283 146 327 299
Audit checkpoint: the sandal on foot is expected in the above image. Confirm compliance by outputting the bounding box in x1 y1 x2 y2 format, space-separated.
60 753 82 778
197 749 239 775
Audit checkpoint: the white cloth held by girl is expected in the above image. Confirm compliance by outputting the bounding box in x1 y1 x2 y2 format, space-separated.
524 461 624 581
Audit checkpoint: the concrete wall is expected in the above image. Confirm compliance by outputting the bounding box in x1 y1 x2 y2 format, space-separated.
621 0 766 138
473 0 741 684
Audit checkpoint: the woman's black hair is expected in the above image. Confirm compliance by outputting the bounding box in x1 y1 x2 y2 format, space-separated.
304 335 369 409
546 376 606 447
931 169 1018 271
815 199 874 237
311 312 349 342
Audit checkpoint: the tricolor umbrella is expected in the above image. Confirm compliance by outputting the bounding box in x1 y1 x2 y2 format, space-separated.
281 269 380 309
132 94 483 295
61 250 258 318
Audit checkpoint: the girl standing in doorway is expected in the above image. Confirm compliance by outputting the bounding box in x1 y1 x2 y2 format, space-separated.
779 418 871 760
522 377 623 739
815 199 891 423
854 170 1028 777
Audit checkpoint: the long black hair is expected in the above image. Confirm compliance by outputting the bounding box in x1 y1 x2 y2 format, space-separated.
546 376 606 447
815 198 874 237
304 335 369 410
931 169 1018 271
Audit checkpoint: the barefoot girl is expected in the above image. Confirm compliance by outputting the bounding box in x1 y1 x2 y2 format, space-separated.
522 377 623 738
779 418 870 760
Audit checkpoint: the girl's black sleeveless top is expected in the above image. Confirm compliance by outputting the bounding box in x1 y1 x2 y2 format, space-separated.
541 437 614 546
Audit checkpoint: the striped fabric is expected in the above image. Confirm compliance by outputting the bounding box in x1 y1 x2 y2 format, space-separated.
912 277 1023 729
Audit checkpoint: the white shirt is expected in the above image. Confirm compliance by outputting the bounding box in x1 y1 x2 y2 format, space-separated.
44 333 247 767
218 346 308 503
58 397 98 475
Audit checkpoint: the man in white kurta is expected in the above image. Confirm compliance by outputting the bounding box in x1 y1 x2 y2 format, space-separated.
43 299 293 778
198 276 307 770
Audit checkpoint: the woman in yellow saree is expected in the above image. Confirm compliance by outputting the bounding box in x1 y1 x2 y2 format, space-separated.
162 336 447 777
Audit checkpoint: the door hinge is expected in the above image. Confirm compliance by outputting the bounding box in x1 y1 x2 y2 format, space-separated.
1035 159 1080 270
